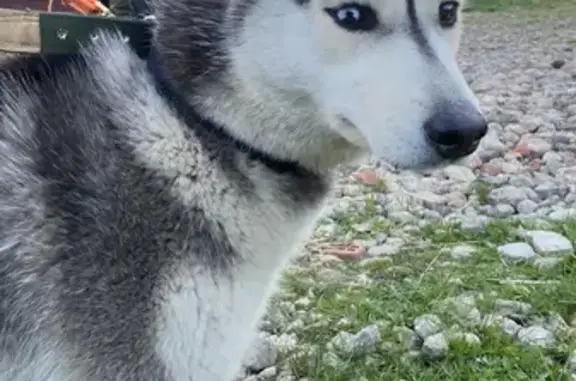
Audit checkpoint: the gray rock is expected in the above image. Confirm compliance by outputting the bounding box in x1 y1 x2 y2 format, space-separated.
516 199 538 214
421 333 448 360
450 244 478 259
351 324 381 352
294 297 311 308
533 257 563 270
392 326 423 350
276 369 296 381
285 318 306 333
488 185 533 205
270 333 298 353
501 317 522 337
414 314 443 339
497 242 536 262
352 222 372 233
440 294 482 326
328 332 355 357
359 257 393 268
523 230 574 256
315 223 340 237
442 165 476 182
257 367 278 381
494 299 533 316
322 351 343 368
516 326 555 348
460 217 489 233
481 314 504 328
329 325 381 357
541 314 569 334
416 191 447 212
388 211 418 223
492 203 516 217
534 183 565 199
367 240 403 256
567 350 576 372
549 209 576 221
243 334 278 372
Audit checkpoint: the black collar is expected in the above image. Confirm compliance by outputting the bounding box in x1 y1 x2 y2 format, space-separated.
146 49 312 176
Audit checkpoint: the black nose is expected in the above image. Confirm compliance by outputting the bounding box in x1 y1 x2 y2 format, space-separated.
424 107 488 160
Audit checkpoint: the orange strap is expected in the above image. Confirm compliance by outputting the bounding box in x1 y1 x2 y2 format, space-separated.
51 0 112 15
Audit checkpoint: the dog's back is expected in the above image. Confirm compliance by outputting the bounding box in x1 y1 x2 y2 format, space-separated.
0 50 171 380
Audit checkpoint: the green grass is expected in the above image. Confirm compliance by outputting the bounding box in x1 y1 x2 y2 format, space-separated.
467 0 576 12
471 180 495 205
267 218 576 381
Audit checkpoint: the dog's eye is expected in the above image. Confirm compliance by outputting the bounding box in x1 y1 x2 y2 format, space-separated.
324 3 379 32
438 1 459 28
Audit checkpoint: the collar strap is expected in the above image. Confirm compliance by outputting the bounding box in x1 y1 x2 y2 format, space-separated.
38 11 153 57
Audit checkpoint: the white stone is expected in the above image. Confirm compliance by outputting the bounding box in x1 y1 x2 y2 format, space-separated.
523 230 574 256
497 242 536 262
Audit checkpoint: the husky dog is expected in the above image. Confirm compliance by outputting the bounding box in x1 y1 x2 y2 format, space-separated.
0 0 486 380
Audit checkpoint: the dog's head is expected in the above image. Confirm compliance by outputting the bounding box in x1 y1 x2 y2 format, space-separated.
153 0 487 170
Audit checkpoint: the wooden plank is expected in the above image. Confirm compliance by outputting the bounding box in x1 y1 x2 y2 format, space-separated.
0 8 40 54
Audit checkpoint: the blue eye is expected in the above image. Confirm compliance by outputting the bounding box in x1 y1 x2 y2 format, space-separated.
324 3 379 32
439 1 459 28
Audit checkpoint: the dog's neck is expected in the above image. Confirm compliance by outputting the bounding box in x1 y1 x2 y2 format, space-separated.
148 52 366 175
146 48 320 177
197 76 367 174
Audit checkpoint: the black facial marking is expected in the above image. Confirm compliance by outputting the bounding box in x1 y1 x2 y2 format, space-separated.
405 0 434 56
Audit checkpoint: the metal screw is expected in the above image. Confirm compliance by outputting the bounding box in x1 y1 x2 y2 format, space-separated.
56 28 68 40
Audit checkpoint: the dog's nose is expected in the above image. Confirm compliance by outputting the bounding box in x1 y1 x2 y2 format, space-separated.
424 108 488 160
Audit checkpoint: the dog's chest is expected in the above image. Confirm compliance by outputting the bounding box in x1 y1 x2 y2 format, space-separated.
154 196 325 381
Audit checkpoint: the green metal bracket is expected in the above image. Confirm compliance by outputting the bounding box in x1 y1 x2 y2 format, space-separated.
38 12 153 58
